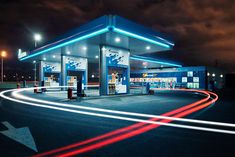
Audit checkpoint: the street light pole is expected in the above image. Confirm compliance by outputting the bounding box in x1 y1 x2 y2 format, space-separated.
1 51 6 83
35 63 36 84
34 41 37 47
1 57 3 83
33 61 37 85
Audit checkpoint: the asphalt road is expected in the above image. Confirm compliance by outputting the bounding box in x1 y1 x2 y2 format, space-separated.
0 89 235 157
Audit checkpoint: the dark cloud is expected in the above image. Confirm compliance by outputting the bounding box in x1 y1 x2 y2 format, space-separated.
0 0 235 72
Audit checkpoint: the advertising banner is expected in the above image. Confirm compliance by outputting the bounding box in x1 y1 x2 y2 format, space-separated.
42 62 61 72
65 56 87 70
102 46 129 67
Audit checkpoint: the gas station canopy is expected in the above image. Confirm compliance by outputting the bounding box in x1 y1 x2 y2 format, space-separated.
19 15 175 64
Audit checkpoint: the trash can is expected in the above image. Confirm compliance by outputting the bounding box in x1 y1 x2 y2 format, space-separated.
41 81 46 93
17 83 20 89
77 80 82 97
68 88 73 99
149 90 154 95
146 82 150 94
23 80 26 88
34 85 38 93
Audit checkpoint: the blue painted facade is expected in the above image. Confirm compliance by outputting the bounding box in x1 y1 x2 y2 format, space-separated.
131 66 207 89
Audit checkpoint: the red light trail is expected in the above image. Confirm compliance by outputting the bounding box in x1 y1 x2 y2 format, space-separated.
33 89 215 157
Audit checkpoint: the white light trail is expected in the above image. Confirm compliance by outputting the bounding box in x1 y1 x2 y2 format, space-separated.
1 88 235 135
11 86 235 129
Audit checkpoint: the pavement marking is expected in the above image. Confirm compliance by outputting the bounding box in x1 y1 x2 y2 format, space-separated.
0 121 38 152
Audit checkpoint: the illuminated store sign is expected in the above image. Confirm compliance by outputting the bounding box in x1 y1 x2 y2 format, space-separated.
143 73 157 77
18 49 27 59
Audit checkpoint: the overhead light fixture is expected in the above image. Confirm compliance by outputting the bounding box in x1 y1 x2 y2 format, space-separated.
83 46 87 50
43 57 46 61
212 73 215 77
161 65 164 68
95 55 99 59
34 33 42 41
130 55 182 67
52 55 56 58
113 28 171 48
207 73 210 76
115 37 121 43
20 28 109 61
146 46 151 50
91 74 95 78
1 50 7 58
33 60 36 64
220 74 223 78
66 51 71 55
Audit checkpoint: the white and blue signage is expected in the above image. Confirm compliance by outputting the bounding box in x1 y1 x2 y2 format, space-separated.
64 56 88 89
42 62 61 73
65 56 87 70
102 46 129 67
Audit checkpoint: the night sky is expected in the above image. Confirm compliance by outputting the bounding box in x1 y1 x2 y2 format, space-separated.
0 0 235 77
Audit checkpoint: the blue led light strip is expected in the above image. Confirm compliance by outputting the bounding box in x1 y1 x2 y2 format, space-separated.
130 56 182 67
113 28 171 49
20 24 173 61
20 28 109 61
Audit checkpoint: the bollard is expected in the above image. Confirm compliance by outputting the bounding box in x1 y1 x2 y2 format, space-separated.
23 80 26 88
68 88 73 99
149 90 154 95
77 80 82 97
41 81 46 93
34 85 38 93
146 82 150 94
17 83 20 89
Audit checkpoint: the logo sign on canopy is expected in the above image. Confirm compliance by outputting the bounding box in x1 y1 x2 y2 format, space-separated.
103 46 129 67
65 57 87 70
42 62 61 72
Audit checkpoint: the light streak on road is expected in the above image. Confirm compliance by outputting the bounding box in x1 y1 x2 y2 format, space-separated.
1 86 233 157
54 89 221 157
0 87 230 135
9 86 233 128
9 87 235 129
31 87 217 157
